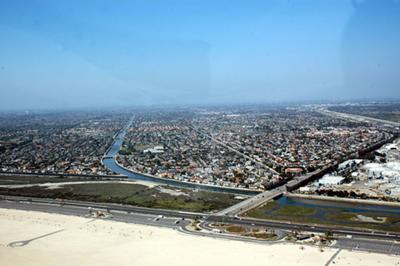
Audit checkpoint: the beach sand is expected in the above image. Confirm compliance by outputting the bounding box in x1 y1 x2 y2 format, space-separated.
0 208 398 266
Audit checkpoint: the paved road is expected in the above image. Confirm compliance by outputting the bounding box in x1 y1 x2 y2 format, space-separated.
216 188 284 216
319 108 400 128
217 167 332 216
0 195 202 220
1 196 400 255
2 195 400 239
206 215 400 241
199 220 286 241
334 237 400 256
0 198 188 229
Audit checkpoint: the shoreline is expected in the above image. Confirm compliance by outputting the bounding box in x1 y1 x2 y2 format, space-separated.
1 208 399 266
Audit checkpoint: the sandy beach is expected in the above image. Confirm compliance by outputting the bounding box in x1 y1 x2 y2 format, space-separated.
0 208 398 266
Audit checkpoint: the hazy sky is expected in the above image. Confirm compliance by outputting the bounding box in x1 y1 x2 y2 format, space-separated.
1 0 400 110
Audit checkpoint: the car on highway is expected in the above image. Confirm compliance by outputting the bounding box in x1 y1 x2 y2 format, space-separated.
153 215 163 221
175 218 185 224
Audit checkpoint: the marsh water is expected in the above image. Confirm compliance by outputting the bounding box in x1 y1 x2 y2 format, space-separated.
254 196 400 232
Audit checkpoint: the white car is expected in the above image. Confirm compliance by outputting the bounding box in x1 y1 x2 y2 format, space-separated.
153 215 163 221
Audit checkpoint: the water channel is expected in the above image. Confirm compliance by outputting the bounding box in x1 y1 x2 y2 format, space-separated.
101 117 258 195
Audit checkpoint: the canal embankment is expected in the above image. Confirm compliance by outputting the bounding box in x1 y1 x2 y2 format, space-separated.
286 193 400 208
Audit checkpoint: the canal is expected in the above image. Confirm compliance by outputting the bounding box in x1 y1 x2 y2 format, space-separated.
101 117 259 195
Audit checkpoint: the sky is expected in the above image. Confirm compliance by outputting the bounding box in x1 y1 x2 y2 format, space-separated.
0 0 400 110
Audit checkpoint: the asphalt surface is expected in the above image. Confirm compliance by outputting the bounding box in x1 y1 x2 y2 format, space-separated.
1 195 400 256
216 188 284 216
0 198 188 229
334 237 400 256
321 109 400 128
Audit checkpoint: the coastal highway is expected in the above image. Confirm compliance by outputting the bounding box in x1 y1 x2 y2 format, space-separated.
0 195 202 221
0 196 190 229
319 108 400 128
1 195 400 245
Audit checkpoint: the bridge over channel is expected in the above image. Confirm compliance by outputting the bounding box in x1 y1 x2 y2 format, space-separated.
216 187 285 216
216 166 336 216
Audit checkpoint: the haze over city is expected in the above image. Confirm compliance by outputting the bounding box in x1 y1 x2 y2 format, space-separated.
1 0 400 110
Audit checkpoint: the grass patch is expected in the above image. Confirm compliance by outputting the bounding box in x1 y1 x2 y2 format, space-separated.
0 175 90 185
274 205 316 216
324 211 357 221
225 225 246 234
0 182 241 212
245 232 277 240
